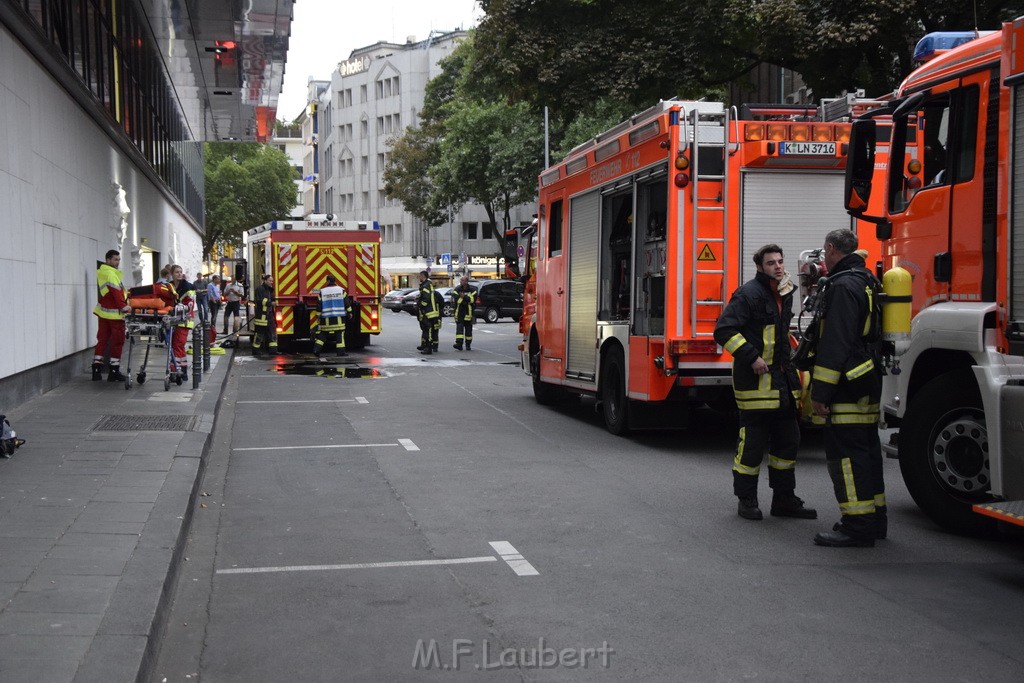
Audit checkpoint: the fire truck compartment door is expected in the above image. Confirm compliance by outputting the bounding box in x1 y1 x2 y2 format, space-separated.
1000 382 1024 500
740 170 851 320
566 191 600 379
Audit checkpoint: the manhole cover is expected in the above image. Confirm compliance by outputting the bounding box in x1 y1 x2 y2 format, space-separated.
94 415 197 431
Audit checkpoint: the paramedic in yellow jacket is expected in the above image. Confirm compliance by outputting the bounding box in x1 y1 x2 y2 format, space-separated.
92 249 132 382
314 274 352 357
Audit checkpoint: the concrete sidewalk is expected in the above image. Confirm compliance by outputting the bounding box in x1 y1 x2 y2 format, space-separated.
0 352 230 682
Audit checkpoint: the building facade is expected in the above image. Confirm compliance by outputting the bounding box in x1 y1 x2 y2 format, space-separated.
314 31 534 287
0 0 290 403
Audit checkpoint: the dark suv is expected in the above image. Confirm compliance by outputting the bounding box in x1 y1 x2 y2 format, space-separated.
472 279 524 323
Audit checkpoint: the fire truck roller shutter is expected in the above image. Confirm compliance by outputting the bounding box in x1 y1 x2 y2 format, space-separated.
739 170 853 320
567 190 601 378
1011 85 1024 356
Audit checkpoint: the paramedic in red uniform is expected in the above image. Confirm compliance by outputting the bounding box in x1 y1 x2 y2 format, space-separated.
92 249 132 382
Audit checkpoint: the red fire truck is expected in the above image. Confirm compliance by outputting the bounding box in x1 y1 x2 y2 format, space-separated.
845 24 1024 534
244 219 383 349
522 99 865 434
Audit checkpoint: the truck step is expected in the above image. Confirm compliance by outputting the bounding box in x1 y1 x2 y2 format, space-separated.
974 500 1024 528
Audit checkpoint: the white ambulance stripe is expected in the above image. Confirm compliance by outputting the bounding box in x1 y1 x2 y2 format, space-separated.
398 438 419 451
489 541 539 576
233 443 399 452
217 556 498 575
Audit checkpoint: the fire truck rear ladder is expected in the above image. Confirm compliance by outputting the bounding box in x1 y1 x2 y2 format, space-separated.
687 108 730 337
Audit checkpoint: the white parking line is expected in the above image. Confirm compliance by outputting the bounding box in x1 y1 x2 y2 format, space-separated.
233 443 400 452
489 541 540 576
236 399 363 404
398 438 419 451
217 556 498 575
355 396 369 404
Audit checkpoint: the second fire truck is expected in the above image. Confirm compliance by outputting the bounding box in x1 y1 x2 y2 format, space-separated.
522 99 866 433
244 219 383 350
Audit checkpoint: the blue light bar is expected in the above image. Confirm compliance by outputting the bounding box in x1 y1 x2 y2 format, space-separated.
913 31 978 62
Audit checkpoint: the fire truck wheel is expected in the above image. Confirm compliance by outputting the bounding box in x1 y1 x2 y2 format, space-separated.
899 368 996 536
600 347 630 436
484 307 500 323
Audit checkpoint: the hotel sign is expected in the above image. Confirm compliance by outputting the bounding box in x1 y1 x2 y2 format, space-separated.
339 57 370 77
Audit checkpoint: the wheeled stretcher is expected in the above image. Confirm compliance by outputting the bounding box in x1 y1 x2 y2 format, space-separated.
120 284 188 391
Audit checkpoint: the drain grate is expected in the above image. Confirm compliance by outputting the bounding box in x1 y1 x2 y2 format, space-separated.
95 415 197 431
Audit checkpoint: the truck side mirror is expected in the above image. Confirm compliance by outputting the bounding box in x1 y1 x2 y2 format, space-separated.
844 119 876 215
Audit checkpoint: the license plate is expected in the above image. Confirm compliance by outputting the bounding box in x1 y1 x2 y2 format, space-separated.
779 141 836 156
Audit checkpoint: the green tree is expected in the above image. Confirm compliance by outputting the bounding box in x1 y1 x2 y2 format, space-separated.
474 0 1024 113
203 143 297 258
432 99 544 238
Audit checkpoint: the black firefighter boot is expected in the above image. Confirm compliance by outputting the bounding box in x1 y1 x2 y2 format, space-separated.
737 497 763 521
92 364 104 381
771 493 818 519
107 366 126 382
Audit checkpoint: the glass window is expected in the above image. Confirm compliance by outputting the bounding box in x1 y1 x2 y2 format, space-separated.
463 222 478 240
548 199 563 255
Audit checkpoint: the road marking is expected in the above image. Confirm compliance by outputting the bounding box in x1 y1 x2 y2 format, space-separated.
233 443 400 452
355 396 369 404
236 399 363 404
398 438 419 451
217 556 498 575
489 541 539 576
479 329 495 334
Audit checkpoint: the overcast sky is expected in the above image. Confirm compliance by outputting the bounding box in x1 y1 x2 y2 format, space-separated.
276 0 484 121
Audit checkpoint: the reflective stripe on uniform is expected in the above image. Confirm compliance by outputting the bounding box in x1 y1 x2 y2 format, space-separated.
840 500 876 515
813 365 841 384
839 458 876 515
762 324 775 365
845 359 875 381
874 493 887 508
724 333 746 354
768 454 795 470
732 427 761 476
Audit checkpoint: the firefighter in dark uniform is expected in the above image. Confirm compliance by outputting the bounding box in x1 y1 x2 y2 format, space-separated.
714 244 817 521
811 228 885 547
452 275 476 351
252 273 277 356
416 270 440 355
314 274 352 357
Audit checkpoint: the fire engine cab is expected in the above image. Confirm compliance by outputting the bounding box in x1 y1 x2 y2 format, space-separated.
523 98 864 434
845 24 1024 534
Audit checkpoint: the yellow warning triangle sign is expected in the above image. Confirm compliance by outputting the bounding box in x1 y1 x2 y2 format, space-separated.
697 244 716 261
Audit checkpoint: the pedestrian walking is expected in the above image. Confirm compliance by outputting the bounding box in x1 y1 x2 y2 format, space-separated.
809 229 886 547
222 278 244 334
714 244 816 521
206 275 222 333
252 273 277 356
92 249 132 382
314 275 351 357
169 265 196 381
416 271 439 354
452 275 476 351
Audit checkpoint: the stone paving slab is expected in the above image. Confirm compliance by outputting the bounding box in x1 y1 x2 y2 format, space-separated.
0 353 227 682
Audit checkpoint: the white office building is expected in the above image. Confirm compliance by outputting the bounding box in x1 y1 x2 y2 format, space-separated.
315 31 534 287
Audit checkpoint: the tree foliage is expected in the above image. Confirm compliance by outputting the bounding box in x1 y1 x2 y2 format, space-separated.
474 0 1024 121
203 143 297 258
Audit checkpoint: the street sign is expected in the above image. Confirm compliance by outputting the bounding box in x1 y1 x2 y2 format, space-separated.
440 253 451 266
447 264 453 275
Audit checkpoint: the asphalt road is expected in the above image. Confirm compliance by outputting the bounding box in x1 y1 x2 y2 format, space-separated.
152 311 1024 681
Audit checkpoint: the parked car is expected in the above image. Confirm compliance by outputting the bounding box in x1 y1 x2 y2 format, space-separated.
383 287 415 313
472 279 524 323
402 286 455 316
